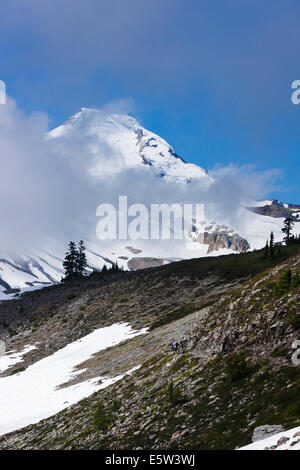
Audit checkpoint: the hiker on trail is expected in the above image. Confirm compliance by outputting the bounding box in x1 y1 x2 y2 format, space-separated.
171 340 180 353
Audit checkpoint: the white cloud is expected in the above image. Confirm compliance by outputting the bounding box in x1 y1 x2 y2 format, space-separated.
0 97 281 254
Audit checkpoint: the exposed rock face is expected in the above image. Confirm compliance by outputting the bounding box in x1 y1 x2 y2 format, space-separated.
0 340 5 356
248 205 296 219
127 257 169 271
247 200 300 220
125 246 143 255
252 425 284 443
196 230 250 254
191 252 300 361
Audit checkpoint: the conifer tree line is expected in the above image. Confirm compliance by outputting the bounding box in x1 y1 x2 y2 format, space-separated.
282 216 300 245
273 268 300 296
100 262 123 273
62 214 299 280
63 240 88 281
62 240 124 281
263 231 276 259
263 216 300 259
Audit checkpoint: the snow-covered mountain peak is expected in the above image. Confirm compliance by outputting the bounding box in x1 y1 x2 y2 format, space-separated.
1 107 299 300
48 108 212 184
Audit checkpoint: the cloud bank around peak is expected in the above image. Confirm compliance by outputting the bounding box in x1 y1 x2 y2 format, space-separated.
0 97 281 252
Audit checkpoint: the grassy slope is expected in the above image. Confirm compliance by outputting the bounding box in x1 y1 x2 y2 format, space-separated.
2 245 297 361
2 348 300 450
0 244 300 449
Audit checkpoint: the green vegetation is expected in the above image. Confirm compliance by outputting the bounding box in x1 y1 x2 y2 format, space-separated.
88 352 300 450
62 240 88 281
66 293 77 301
93 401 114 432
165 381 183 406
153 243 300 282
263 240 269 259
271 347 286 358
149 304 201 331
286 309 300 329
282 217 295 245
291 273 300 289
269 231 274 258
273 269 300 296
273 269 292 296
75 313 84 323
226 353 254 382
8 327 17 337
111 400 121 412
2 233 300 451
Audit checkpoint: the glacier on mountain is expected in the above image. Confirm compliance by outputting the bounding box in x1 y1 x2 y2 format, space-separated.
0 108 299 299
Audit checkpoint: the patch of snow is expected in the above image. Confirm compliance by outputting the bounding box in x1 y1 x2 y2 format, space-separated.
0 345 37 373
0 323 147 436
239 425 300 450
0 283 52 302
251 200 273 207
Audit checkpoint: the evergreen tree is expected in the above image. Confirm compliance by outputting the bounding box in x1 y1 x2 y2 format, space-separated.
113 261 121 272
276 243 282 257
63 241 77 280
76 240 88 276
110 262 123 272
273 269 292 296
291 273 300 290
282 217 295 245
263 240 269 259
165 380 183 406
269 231 274 258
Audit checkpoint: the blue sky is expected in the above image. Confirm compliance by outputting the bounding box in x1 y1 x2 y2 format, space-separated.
1 0 300 203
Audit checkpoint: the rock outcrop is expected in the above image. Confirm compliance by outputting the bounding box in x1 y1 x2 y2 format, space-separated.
195 229 250 253
128 257 172 271
247 199 300 220
191 252 300 360
252 425 284 443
